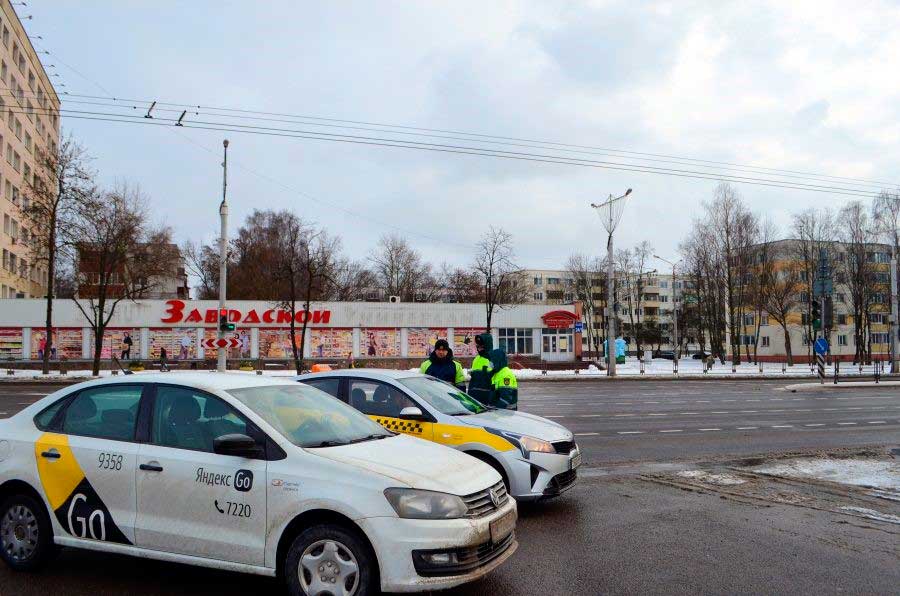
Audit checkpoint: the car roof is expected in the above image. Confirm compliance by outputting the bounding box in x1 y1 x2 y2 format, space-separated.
60 372 296 394
297 369 424 382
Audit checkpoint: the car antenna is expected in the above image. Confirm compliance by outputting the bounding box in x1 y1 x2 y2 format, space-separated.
112 356 134 376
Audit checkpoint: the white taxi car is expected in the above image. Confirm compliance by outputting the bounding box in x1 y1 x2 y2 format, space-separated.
0 374 517 595
297 370 581 501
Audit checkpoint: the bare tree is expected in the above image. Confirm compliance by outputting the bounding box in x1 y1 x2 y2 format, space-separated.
617 241 654 355
838 202 882 363
473 227 527 330
791 207 837 359
327 258 376 301
71 185 180 375
369 234 432 302
566 253 604 359
759 241 802 365
181 240 220 300
440 264 482 303
22 135 93 374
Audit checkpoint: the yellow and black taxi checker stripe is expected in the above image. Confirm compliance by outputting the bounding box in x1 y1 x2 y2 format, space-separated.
34 433 131 545
371 417 424 435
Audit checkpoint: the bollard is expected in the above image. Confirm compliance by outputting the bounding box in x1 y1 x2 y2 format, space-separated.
640 360 645 374
759 360 763 374
732 363 736 374
673 359 679 375
256 370 263 375
541 369 547 375
111 369 118 376
782 361 786 374
60 369 67 375
574 368 580 375
834 360 839 385
6 369 13 375
875 361 880 384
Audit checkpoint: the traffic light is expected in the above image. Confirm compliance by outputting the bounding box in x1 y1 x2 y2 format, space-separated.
811 300 821 330
219 307 235 332
824 296 834 330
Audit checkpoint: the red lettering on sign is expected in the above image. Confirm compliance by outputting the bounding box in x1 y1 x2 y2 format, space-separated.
311 310 331 324
263 309 276 323
243 309 260 324
296 311 309 324
205 309 218 324
276 310 292 324
229 310 240 322
185 309 203 323
161 300 185 323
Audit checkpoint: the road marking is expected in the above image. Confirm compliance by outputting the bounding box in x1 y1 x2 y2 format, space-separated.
698 428 721 431
739 410 758 413
545 415 565 418
648 413 667 416
695 400 711 403
710 411 729 414
736 426 758 430
617 431 644 435
15 402 33 406
659 429 683 433
614 414 635 417
679 412 699 415
804 424 825 427
722 399 736 402
575 432 599 436
837 422 857 425
645 401 659 404
771 425 793 428
746 400 761 402
770 398 784 401
867 421 886 424
614 402 632 405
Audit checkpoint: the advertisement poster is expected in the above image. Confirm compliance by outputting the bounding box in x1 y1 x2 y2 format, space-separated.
91 328 141 360
30 328 83 360
453 328 482 357
362 328 400 358
407 328 449 358
149 328 198 360
310 329 352 359
203 329 248 360
0 328 23 359
259 329 302 359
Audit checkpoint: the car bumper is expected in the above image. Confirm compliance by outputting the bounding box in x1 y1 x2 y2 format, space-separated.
501 448 580 501
358 498 518 593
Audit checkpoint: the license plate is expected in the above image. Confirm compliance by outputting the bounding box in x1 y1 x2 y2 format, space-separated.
570 451 582 470
490 509 516 543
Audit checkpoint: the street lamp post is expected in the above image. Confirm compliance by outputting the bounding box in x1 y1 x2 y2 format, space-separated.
591 188 633 377
217 139 229 373
654 255 681 360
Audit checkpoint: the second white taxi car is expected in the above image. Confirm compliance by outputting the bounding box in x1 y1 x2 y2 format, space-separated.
0 373 517 595
297 370 581 501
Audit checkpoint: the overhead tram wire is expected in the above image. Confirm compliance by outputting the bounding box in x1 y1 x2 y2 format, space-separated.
34 89 900 189
11 105 878 199
13 92 891 192
12 104 881 198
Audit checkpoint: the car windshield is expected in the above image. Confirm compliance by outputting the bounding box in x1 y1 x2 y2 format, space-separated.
228 384 392 448
398 376 487 416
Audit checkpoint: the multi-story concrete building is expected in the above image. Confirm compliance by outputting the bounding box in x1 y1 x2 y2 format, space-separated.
0 0 59 300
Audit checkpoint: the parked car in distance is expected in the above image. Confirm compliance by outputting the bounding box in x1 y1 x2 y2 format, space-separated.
0 373 517 595
297 369 581 501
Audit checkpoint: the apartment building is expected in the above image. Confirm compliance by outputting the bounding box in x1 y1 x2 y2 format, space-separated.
0 0 59 300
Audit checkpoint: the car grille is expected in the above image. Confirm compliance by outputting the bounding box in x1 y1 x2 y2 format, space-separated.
543 469 577 496
551 440 577 455
412 531 516 576
462 480 509 518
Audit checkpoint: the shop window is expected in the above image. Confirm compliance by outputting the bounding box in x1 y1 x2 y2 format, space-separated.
499 328 534 354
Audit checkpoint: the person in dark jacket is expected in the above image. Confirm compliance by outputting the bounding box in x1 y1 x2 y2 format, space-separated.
467 333 494 403
419 339 465 390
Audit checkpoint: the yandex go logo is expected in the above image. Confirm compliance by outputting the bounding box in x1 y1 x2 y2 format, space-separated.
161 300 331 326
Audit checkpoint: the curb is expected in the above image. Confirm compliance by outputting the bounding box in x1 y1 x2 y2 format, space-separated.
784 380 900 392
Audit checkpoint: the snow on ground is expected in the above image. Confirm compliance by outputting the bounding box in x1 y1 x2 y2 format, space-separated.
676 470 747 486
837 506 900 525
752 459 900 492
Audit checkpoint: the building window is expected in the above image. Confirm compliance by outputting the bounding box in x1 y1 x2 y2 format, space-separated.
547 277 560 285
837 314 848 325
659 280 668 288
870 333 890 345
659 295 668 303
533 277 542 286
533 292 543 301
838 335 848 346
499 328 534 355
760 315 769 326
869 313 886 324
761 336 770 348
742 313 754 326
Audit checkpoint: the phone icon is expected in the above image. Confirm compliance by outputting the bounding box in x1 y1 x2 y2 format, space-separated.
214 500 224 514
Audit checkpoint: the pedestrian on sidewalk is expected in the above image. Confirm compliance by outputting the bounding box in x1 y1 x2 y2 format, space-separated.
121 332 133 360
159 346 170 372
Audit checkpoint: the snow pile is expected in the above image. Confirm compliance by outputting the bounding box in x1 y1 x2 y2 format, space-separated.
838 506 900 525
676 470 747 486
753 459 900 492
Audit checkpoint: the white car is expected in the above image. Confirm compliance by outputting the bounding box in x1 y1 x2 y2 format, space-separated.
0 373 517 595
297 370 580 501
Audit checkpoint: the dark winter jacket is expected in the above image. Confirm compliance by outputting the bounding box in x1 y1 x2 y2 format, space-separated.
420 345 465 388
467 333 495 403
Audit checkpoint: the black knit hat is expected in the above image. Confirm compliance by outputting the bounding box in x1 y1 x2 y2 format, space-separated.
434 339 451 351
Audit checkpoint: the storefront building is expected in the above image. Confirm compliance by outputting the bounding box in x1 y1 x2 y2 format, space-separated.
0 299 583 363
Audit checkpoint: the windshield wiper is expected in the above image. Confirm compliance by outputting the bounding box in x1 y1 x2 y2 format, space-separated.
348 433 391 444
307 440 349 448
450 411 474 416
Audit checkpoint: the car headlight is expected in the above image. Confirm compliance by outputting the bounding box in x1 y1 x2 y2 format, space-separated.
487 428 556 456
384 488 468 519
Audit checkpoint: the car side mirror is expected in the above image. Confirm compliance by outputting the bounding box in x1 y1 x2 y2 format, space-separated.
398 406 426 421
213 433 263 458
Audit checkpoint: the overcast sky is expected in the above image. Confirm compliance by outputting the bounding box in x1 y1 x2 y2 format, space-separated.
24 0 900 271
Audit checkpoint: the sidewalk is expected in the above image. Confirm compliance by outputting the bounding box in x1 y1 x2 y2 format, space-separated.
785 380 900 391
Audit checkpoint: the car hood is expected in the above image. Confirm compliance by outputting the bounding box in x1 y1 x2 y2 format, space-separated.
462 409 573 442
308 434 500 495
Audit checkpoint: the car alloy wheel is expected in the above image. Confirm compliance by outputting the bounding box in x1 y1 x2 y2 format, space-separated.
298 539 360 596
1 504 39 563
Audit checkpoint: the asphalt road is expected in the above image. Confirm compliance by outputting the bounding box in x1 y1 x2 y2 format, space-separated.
0 380 897 595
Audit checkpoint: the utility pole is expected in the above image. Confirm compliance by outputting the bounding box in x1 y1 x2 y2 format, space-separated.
217 139 229 373
591 188 632 377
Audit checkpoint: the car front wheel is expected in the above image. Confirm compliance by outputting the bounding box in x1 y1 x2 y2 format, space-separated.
0 493 54 572
284 524 376 596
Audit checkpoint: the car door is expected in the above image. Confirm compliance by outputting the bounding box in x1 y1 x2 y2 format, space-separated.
134 384 267 566
34 384 144 546
346 378 434 441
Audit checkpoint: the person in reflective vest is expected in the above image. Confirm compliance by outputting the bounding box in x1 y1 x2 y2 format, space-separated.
467 333 494 403
488 349 518 410
419 339 466 390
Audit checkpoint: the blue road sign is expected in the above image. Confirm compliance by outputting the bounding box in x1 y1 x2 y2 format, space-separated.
574 322 584 333
814 337 828 356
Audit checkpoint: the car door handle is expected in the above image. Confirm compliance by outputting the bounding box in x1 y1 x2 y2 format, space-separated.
40 450 60 459
140 463 163 472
